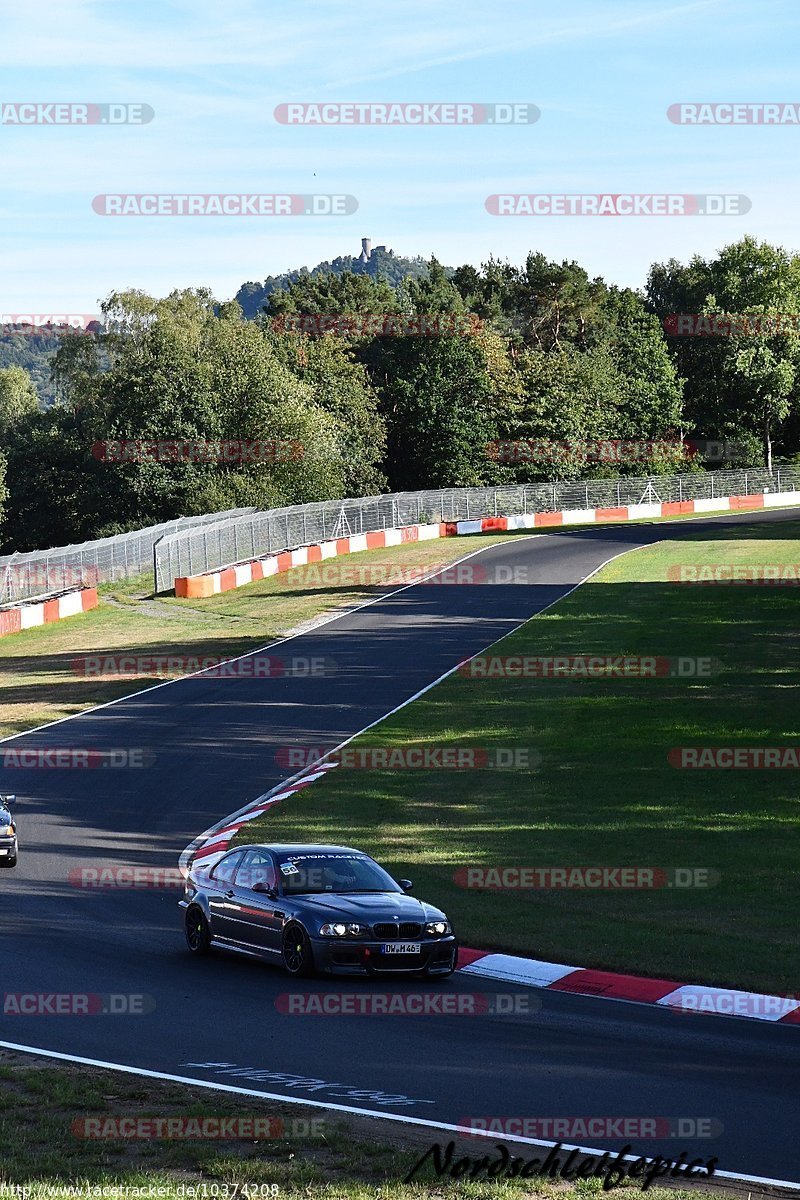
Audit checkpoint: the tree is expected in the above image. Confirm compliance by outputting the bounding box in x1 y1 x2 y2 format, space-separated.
0 366 40 438
647 237 800 466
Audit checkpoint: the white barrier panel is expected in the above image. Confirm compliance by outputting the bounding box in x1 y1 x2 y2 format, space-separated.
417 524 442 541
233 564 252 588
383 528 403 546
58 591 84 618
348 534 368 553
259 556 279 577
764 491 800 507
561 509 596 525
319 541 338 559
290 547 308 567
20 603 44 629
456 520 484 535
693 497 730 513
627 503 662 520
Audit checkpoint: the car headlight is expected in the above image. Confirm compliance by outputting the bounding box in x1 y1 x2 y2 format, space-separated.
425 921 451 937
319 922 366 938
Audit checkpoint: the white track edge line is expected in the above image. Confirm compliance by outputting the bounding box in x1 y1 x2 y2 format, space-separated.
0 1040 796 1189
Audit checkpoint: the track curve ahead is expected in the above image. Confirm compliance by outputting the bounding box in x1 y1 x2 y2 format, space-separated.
2 512 799 1184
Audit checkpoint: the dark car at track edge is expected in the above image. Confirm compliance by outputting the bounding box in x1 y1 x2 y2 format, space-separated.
0 795 17 868
179 842 457 977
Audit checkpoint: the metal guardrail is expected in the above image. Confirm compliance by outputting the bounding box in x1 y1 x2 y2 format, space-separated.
0 508 257 606
152 467 800 593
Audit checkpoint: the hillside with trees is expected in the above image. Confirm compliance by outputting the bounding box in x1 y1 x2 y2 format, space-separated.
2 236 799 553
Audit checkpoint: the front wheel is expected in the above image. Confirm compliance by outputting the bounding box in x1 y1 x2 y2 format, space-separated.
282 923 315 977
185 907 212 955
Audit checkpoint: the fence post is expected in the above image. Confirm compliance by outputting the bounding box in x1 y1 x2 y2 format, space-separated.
584 483 589 507
777 467 782 493
744 471 749 496
678 477 683 502
616 481 621 507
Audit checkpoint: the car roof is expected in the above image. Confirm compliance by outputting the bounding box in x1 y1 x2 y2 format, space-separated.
231 843 366 856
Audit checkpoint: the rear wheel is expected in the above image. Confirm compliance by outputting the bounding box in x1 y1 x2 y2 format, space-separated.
282 923 315 977
185 907 212 955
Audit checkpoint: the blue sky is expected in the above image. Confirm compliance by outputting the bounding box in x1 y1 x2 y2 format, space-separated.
2 0 799 312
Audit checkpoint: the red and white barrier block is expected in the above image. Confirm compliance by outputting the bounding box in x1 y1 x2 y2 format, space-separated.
458 951 800 1025
173 489 800 599
0 587 98 640
175 522 444 598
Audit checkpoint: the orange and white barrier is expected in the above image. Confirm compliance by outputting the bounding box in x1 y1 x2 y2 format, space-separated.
172 490 800 599
0 587 98 639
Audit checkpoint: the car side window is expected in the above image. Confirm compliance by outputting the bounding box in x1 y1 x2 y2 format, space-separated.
211 850 245 886
235 849 277 892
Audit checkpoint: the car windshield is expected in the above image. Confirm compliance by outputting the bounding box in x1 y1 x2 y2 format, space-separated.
276 853 400 895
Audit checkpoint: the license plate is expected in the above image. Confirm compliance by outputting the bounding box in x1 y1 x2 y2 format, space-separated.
382 942 420 955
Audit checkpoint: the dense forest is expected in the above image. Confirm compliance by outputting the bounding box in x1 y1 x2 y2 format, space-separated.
2 235 798 552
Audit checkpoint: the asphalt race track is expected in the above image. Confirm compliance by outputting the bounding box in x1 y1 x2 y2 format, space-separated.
1 511 799 1183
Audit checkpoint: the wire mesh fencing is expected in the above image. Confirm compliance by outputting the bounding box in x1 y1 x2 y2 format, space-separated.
0 509 257 606
152 466 800 593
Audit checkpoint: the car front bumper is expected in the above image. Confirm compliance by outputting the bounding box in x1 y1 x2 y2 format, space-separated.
0 836 17 859
309 935 457 976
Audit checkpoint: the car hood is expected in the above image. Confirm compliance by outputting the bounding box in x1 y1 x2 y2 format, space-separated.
292 892 446 923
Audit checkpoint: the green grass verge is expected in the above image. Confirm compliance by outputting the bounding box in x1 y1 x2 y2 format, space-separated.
236 521 800 995
0 1054 702 1198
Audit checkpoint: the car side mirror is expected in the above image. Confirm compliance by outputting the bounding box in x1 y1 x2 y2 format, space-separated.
399 879 413 892
252 881 276 896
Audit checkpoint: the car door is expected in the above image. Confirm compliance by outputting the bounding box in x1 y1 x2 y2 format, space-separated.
205 850 246 941
226 849 283 955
